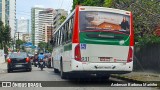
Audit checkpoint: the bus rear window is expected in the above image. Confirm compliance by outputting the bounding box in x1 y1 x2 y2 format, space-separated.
79 11 130 34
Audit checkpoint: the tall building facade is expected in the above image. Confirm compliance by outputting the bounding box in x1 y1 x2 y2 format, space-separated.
44 24 52 43
0 0 16 38
31 7 67 46
38 9 56 44
53 9 68 30
31 7 45 46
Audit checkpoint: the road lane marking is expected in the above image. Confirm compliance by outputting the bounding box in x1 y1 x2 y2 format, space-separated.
45 70 50 73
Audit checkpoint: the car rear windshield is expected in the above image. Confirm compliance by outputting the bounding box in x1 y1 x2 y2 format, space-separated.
10 52 27 58
79 11 130 35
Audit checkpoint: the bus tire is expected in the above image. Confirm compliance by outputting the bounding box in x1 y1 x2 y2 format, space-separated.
54 68 59 73
60 59 67 79
96 74 110 80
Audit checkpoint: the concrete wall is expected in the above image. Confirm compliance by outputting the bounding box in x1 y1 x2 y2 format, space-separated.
0 49 5 64
134 44 160 72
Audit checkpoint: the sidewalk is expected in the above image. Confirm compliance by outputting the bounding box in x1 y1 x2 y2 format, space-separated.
111 71 160 88
0 62 7 73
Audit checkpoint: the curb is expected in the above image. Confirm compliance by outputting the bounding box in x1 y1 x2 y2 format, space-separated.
0 62 7 74
111 74 160 89
0 69 7 74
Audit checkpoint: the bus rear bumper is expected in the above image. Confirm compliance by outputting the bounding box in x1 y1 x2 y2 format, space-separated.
69 71 131 74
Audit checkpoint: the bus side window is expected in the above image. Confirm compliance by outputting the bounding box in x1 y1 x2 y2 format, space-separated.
64 24 67 42
56 32 58 47
62 26 65 44
66 22 69 42
66 16 74 42
70 16 74 40
60 29 63 45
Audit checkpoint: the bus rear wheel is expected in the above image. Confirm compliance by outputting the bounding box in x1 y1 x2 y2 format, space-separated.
60 60 67 79
96 74 110 80
54 68 59 73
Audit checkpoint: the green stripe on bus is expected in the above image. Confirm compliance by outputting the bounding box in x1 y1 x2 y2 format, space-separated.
79 32 130 46
64 43 72 51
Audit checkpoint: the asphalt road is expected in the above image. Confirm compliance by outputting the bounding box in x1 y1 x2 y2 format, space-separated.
0 66 159 90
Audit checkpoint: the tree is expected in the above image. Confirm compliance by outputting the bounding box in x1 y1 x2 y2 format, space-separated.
38 42 47 50
0 21 11 53
16 39 26 50
60 16 66 24
72 0 105 11
0 21 5 49
38 41 53 53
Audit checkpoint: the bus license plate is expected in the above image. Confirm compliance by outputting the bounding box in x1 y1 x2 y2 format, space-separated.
99 57 110 61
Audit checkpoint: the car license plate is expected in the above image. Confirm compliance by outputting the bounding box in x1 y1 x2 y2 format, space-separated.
15 65 23 67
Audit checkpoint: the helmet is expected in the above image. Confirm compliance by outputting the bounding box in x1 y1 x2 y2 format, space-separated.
40 51 43 54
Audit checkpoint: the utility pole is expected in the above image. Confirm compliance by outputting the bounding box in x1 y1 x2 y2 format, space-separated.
16 32 20 50
50 21 53 46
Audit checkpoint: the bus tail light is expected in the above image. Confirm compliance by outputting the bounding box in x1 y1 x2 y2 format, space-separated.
74 44 81 61
127 47 133 63
7 58 11 64
26 57 30 62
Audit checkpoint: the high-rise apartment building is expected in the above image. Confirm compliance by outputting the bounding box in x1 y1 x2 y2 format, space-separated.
53 9 68 30
0 0 16 38
31 7 68 46
31 7 45 46
38 9 56 43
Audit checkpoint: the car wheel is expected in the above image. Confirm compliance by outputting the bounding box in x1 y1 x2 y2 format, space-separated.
54 68 59 73
7 69 12 73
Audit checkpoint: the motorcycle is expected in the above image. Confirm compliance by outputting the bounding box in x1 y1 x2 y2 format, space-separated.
39 58 44 70
35 61 38 67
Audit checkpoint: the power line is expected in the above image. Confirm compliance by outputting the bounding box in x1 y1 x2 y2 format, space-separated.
59 0 64 9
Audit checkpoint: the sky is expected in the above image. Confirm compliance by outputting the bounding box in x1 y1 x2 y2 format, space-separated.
16 0 73 19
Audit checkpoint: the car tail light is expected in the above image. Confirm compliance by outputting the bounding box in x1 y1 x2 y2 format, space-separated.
74 44 81 61
26 57 30 62
7 58 11 64
127 47 133 63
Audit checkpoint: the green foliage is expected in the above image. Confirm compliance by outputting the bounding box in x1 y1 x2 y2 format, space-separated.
38 41 53 53
72 0 105 11
38 42 47 49
16 39 26 50
60 16 67 24
103 0 113 7
0 21 11 53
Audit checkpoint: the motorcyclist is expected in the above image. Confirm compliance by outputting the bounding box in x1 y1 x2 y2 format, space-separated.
33 53 38 66
38 52 45 68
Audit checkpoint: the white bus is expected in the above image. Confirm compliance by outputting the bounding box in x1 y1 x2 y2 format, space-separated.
51 6 134 79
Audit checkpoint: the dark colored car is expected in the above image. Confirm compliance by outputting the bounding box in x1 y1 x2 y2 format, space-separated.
7 52 32 73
